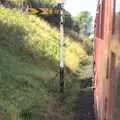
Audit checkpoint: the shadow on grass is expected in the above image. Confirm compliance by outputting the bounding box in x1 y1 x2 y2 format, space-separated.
0 21 57 67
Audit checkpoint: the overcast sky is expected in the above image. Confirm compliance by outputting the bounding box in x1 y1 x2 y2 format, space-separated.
64 0 98 17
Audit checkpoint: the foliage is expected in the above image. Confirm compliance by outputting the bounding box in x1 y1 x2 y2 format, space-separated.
0 0 57 9
73 11 93 36
82 38 93 55
28 0 57 8
9 0 56 4
64 11 73 29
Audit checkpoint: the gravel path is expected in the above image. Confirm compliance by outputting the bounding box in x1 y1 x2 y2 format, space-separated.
73 79 95 120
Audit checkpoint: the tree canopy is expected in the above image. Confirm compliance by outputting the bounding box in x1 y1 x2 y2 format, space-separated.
73 11 93 36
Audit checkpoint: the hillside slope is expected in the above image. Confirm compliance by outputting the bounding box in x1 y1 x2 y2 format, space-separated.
0 7 90 120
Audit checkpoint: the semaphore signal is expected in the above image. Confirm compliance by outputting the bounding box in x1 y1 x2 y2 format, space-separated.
28 8 61 15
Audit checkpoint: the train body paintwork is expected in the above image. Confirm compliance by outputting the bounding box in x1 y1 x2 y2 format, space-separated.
93 0 120 120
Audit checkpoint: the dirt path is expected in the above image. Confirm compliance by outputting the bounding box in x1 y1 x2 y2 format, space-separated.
73 79 95 120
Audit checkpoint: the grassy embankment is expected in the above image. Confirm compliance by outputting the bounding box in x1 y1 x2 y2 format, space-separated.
0 7 91 120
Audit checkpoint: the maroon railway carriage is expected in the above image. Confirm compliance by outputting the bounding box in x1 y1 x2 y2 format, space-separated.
93 0 120 120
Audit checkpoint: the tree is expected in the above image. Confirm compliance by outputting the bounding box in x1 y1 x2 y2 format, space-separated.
64 11 73 29
28 0 57 7
73 11 93 36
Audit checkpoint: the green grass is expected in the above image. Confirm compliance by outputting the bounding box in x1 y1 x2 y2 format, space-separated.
0 7 90 119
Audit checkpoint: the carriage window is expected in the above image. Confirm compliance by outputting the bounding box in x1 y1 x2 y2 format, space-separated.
100 0 105 38
106 57 109 79
110 53 116 79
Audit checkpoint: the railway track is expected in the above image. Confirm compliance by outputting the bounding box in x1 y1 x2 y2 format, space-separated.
73 79 95 120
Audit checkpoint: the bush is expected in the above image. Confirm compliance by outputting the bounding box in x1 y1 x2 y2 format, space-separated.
82 38 93 55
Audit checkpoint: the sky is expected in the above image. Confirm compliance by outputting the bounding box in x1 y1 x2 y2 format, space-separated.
64 0 98 18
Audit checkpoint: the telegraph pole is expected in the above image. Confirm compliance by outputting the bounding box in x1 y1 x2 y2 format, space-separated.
59 2 64 93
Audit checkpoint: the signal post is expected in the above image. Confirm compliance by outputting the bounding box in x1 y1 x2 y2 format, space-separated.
59 3 64 93
28 1 65 93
